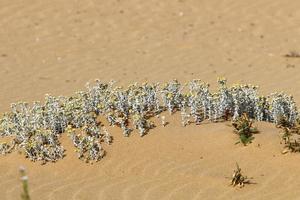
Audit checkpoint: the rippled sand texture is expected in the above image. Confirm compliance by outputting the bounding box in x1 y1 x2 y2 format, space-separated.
0 0 300 199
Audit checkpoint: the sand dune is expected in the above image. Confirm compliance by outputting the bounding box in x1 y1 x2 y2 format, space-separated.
1 0 300 199
2 119 300 200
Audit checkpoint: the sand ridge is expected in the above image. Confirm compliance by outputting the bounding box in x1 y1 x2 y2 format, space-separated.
1 0 300 199
2 119 300 199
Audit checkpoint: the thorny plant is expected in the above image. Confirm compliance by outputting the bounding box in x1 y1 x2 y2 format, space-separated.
232 113 259 145
281 127 300 154
230 163 252 188
278 116 300 154
276 115 300 134
0 78 298 164
0 141 14 155
284 139 300 153
276 115 294 129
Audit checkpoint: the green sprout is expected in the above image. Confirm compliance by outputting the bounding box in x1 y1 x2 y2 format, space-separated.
232 113 259 145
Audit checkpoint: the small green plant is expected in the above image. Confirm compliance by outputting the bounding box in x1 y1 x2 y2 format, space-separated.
232 113 258 145
19 166 31 200
230 163 252 187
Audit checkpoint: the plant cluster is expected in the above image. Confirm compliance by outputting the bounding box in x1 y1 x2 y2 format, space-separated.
23 129 64 164
0 78 298 164
66 124 108 163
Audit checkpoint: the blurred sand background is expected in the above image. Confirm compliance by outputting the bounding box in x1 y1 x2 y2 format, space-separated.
0 0 300 199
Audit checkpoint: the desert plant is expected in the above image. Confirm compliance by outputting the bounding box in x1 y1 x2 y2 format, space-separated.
286 139 300 153
188 79 211 122
102 127 113 145
230 163 252 187
19 166 31 200
277 115 300 154
231 84 259 120
276 115 293 129
270 93 298 127
280 126 300 154
67 125 105 163
0 78 298 163
217 78 234 121
295 118 300 134
161 80 184 114
281 127 293 143
254 95 271 122
0 140 15 155
23 129 65 164
232 113 259 145
70 133 105 163
282 136 300 154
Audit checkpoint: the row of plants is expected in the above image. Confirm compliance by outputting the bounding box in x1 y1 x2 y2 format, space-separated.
0 78 298 164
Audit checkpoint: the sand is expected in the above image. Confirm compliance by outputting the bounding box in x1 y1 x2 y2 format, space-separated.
0 0 300 199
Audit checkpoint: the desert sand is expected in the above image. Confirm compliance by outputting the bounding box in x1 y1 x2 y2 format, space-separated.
0 0 300 199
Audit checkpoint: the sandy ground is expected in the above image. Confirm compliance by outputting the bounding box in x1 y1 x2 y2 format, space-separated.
0 0 300 199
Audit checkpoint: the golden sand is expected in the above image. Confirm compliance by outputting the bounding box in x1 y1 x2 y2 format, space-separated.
0 0 300 199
